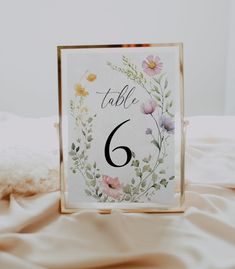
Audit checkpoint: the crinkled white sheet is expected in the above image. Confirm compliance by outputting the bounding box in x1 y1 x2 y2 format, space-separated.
0 115 235 269
186 116 235 187
0 112 59 198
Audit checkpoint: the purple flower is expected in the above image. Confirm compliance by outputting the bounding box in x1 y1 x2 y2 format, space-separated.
160 116 175 134
140 100 157 114
142 55 163 76
145 128 152 135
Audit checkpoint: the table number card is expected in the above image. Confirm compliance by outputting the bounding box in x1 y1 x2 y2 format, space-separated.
58 43 185 213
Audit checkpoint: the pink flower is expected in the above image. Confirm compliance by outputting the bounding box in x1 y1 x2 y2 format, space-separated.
142 55 163 76
101 175 122 199
140 100 157 114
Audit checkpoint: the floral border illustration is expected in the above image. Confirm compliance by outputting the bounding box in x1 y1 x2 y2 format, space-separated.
69 55 175 203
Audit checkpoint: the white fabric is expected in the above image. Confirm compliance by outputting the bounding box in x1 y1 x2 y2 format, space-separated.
0 114 235 268
0 112 59 198
0 185 235 269
186 116 235 187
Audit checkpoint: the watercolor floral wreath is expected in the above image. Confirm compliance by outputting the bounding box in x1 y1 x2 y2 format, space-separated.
69 55 175 203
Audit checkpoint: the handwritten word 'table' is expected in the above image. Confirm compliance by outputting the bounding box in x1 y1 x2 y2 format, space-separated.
96 85 139 109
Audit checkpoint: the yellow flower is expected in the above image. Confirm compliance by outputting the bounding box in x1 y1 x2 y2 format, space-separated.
74 83 89 97
86 73 97 82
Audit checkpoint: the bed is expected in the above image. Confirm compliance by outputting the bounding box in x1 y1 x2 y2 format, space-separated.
0 113 235 269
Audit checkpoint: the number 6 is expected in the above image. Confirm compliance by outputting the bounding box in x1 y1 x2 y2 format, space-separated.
104 119 132 167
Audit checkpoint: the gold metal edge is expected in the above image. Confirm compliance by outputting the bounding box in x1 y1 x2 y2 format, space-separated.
57 43 182 50
179 43 185 207
58 43 185 214
57 46 66 213
61 207 185 214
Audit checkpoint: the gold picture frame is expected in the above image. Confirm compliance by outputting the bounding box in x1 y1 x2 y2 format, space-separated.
58 43 185 213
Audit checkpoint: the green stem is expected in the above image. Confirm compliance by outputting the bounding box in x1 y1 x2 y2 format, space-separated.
150 113 162 146
134 185 155 202
153 78 165 115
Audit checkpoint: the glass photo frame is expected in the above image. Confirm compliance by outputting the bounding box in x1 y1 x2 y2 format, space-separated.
58 43 185 213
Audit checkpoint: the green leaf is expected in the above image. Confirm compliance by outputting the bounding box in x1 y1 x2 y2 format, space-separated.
131 178 135 184
131 151 136 158
133 187 139 194
152 173 158 181
160 179 168 188
80 151 85 159
86 164 92 170
160 169 166 174
82 130 86 136
143 164 150 173
125 195 131 201
132 160 139 167
169 100 173 107
76 146 80 152
166 110 174 118
169 176 175 180
93 162 96 168
164 79 168 89
154 86 160 94
136 171 142 177
158 158 164 164
87 135 93 142
85 189 92 196
123 184 131 194
142 157 149 163
95 174 101 178
165 90 171 98
151 140 160 150
86 171 93 179
90 179 96 187
88 117 93 123
158 73 165 83
69 150 75 156
71 143 75 150
155 96 161 102
153 183 161 190
141 181 146 187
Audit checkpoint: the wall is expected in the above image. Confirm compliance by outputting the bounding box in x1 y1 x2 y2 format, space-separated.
225 0 235 114
0 0 230 117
